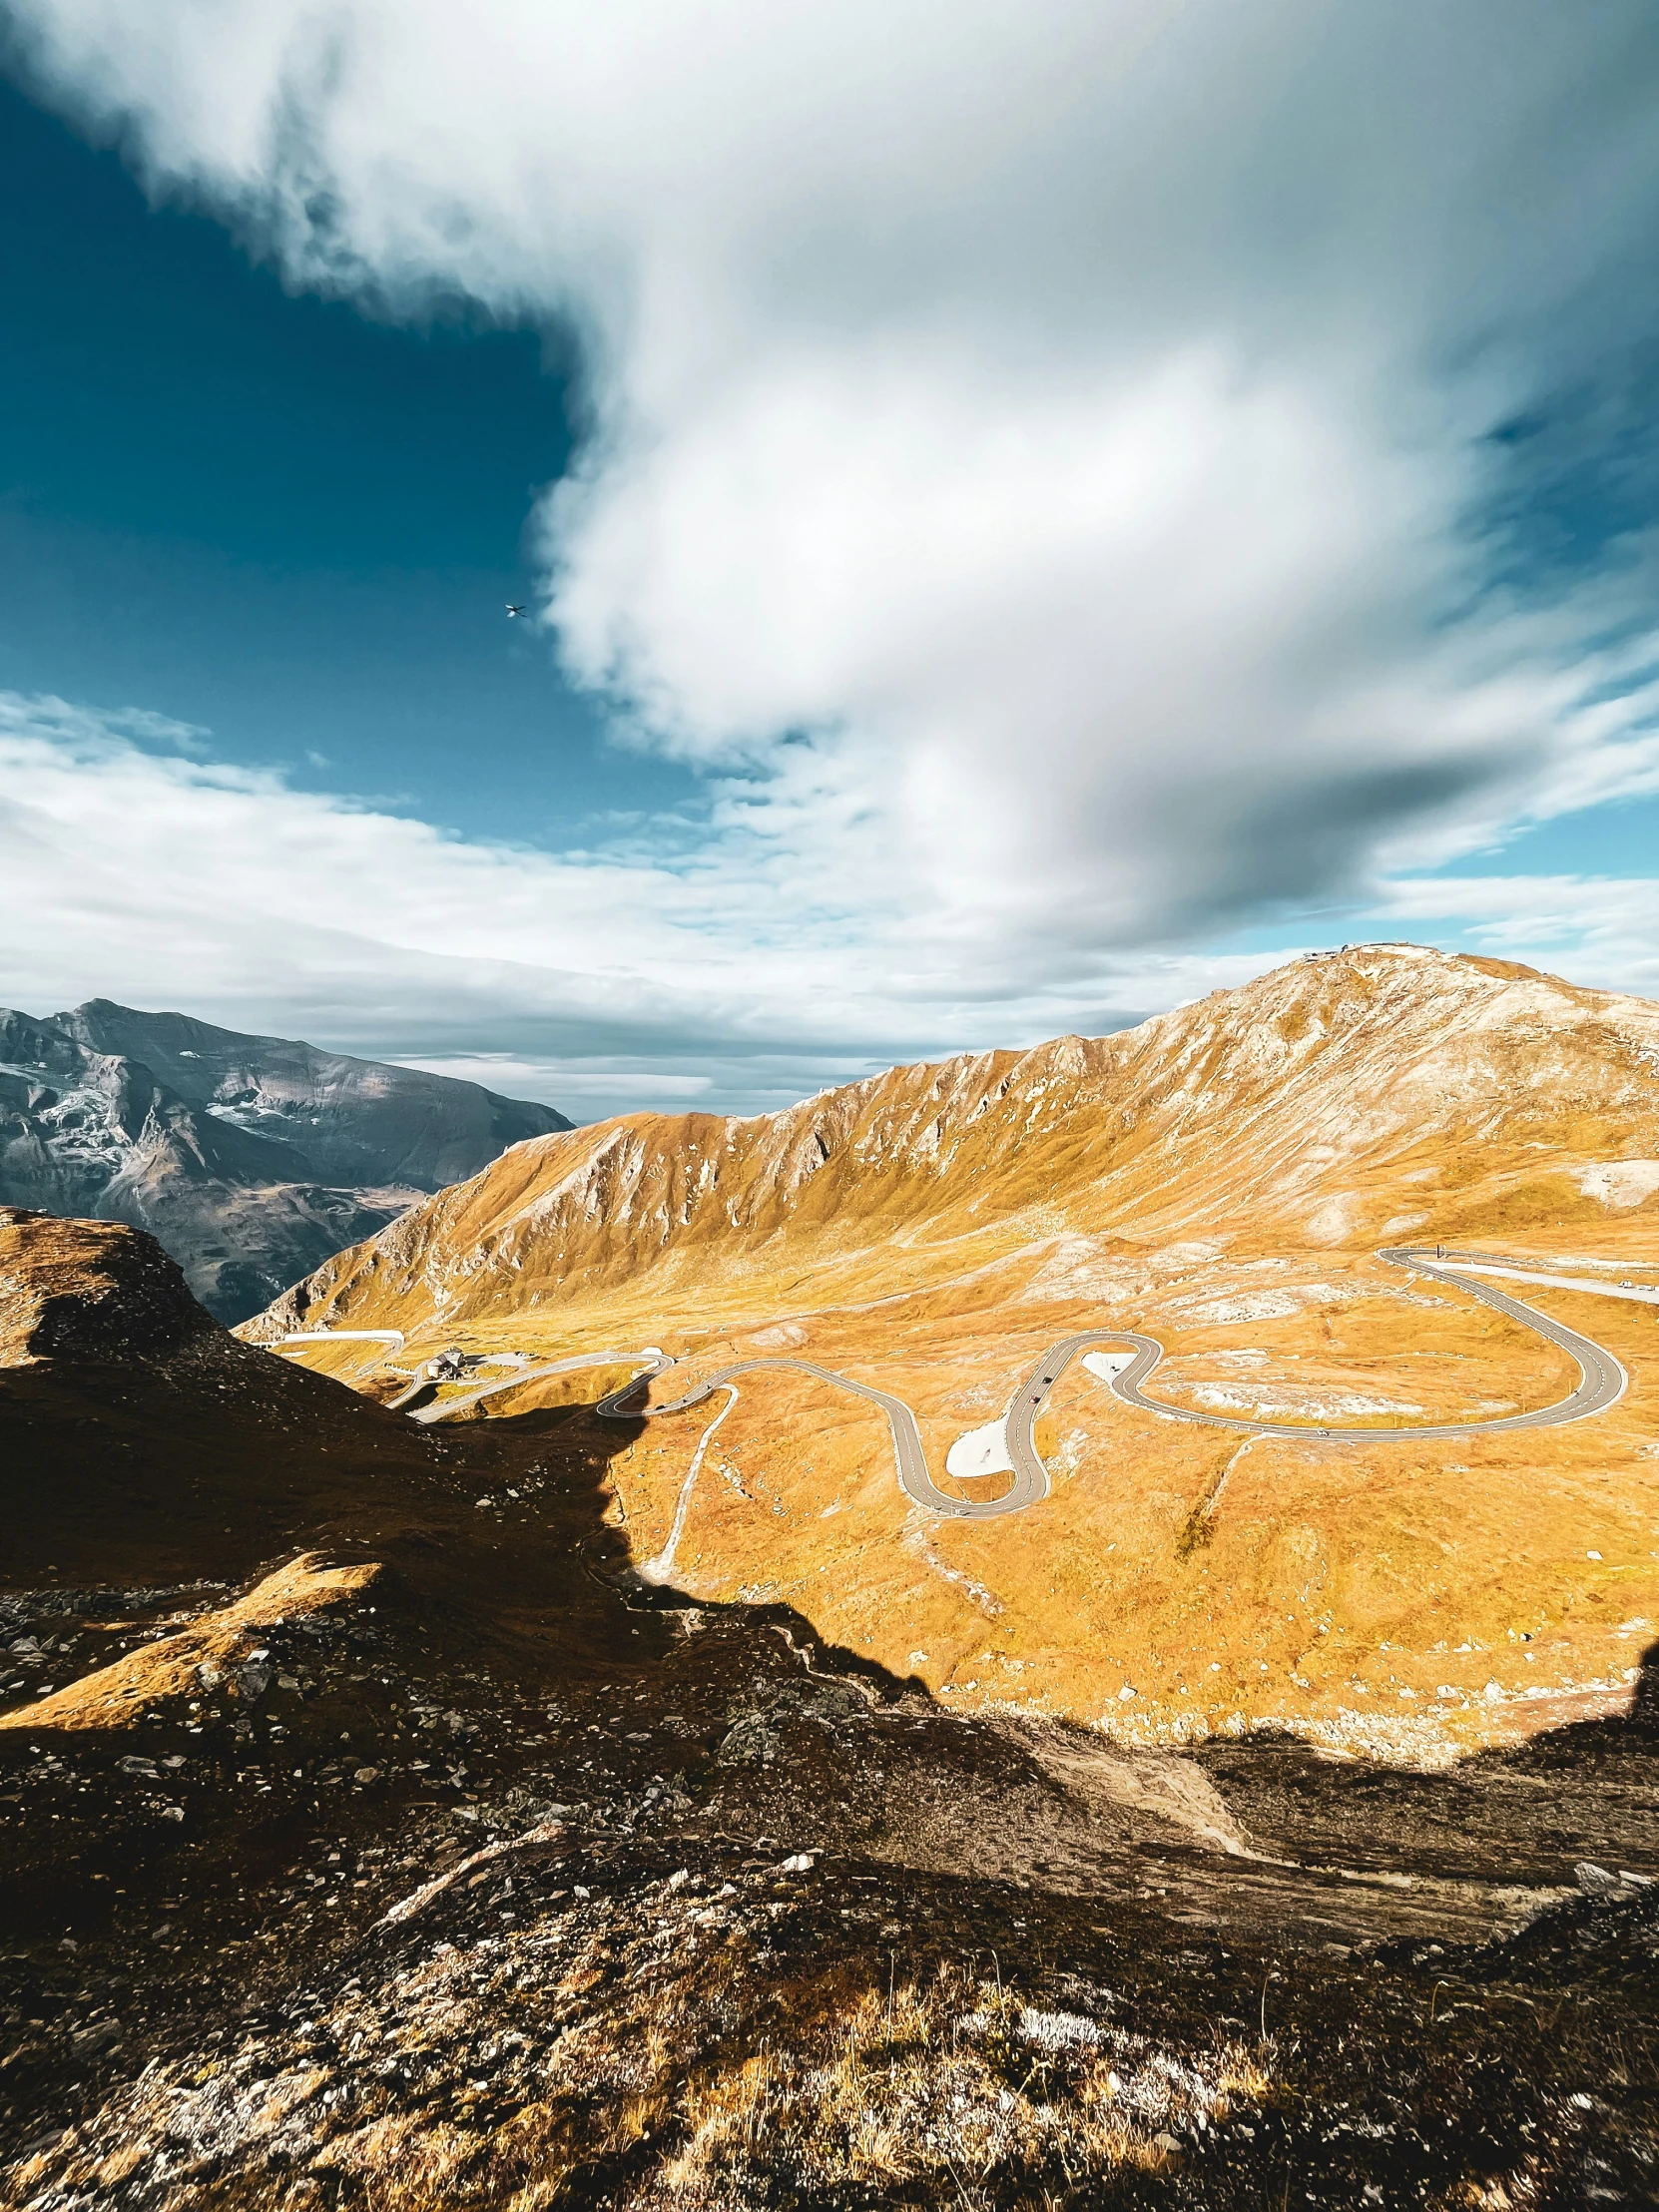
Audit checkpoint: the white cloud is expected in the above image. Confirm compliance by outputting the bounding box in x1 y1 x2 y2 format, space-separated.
394 1058 715 1103
7 0 1659 1074
1379 872 1659 1000
0 692 1286 1116
2 694 1655 1127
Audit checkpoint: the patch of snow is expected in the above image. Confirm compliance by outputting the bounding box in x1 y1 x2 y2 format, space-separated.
1578 1161 1659 1209
946 1418 1013 1479
637 1383 738 1585
1170 1284 1345 1325
1081 1351 1135 1383
1178 1291 1302 1324
1183 1383 1424 1417
1017 1235 1133 1302
1306 1194 1362 1246
749 1321 807 1351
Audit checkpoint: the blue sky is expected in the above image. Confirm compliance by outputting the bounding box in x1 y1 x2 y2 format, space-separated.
0 77 699 845
2 3 1658 1122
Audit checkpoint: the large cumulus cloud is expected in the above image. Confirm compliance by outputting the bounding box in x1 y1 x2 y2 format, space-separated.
8 0 1659 1037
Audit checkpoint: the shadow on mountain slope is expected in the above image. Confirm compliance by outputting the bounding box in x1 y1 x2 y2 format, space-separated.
1188 1644 1659 1895
0 1208 653 1672
2 1211 1656 2207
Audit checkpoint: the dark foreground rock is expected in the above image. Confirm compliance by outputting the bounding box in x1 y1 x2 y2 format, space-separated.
1 1223 1655 2208
3 1575 1655 2211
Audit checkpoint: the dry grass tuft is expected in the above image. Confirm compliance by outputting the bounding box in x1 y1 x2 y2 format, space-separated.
654 1965 1268 2205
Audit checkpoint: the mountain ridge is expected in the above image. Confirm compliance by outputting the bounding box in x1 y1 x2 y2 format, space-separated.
254 942 1659 1343
0 999 572 1323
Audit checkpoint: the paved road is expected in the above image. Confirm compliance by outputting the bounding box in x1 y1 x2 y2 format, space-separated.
594 1355 1036 1518
407 1350 670 1425
279 1329 407 1385
290 1245 1630 1517
597 1244 1629 1513
1429 1259 1659 1307
280 1329 405 1348
1048 1246 1627 1444
385 1363 438 1411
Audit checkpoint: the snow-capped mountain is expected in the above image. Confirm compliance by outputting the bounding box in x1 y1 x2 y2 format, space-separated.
0 1000 571 1322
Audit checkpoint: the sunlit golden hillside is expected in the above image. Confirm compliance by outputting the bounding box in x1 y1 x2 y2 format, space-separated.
252 944 1659 1760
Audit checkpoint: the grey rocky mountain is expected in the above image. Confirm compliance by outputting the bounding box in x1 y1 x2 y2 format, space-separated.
0 999 571 1323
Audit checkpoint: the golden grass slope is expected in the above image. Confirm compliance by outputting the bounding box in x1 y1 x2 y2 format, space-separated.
250 945 1659 1760
0 1554 379 1736
251 943 1659 1345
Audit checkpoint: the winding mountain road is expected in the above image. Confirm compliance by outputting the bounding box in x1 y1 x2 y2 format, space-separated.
280 1329 405 1349
292 1246 1635 1518
603 1354 1003 1515
403 1350 670 1424
584 1245 1632 1517
1071 1246 1629 1446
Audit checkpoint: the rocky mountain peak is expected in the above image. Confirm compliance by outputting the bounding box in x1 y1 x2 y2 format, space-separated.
0 1001 574 1323
0 1207 215 1366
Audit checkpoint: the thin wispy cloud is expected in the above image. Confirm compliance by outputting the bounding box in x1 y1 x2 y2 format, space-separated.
1 694 1653 1122
5 1 1659 1102
0 694 1271 1114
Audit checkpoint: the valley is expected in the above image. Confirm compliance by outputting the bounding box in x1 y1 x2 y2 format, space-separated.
292 1241 1635 1524
256 946 1659 1768
3 944 1656 2208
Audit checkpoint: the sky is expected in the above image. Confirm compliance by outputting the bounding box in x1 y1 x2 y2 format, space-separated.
2 1 1658 1123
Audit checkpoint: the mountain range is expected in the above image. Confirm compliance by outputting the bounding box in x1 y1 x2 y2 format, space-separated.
3 947 1656 2203
259 941 1659 1344
255 943 1659 1765
0 998 571 1323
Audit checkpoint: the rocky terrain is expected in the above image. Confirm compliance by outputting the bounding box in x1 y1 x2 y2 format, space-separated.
253 946 1659 1764
2 1207 1656 2208
0 1000 570 1324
